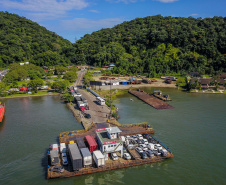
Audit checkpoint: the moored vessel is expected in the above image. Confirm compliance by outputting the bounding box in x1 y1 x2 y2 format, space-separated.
0 103 5 122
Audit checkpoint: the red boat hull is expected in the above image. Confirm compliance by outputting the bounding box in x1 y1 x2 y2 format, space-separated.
0 104 5 122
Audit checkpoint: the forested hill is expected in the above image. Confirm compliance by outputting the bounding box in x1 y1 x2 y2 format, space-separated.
0 11 76 67
74 15 226 76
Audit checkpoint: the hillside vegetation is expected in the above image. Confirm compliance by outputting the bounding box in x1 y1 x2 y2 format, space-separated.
0 11 76 67
74 15 226 76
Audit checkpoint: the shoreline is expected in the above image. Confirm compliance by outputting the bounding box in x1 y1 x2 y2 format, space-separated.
0 93 60 99
95 83 177 90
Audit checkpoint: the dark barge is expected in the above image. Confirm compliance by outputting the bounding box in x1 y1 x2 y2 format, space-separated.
129 90 174 110
47 153 173 179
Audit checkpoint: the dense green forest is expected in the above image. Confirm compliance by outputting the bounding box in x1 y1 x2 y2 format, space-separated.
1 12 226 76
74 15 226 76
0 11 76 67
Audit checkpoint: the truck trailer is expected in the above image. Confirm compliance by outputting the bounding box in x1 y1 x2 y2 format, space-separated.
68 143 83 171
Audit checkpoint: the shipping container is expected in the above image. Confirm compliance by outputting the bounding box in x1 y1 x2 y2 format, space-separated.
50 150 59 165
80 148 92 167
93 150 105 167
68 143 83 171
85 135 98 153
60 143 66 153
76 138 86 149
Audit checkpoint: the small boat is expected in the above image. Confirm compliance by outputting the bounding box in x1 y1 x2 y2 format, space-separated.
153 90 172 101
130 98 134 101
0 103 5 122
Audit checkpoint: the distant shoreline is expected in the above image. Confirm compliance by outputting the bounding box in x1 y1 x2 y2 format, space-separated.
95 83 177 90
0 93 60 99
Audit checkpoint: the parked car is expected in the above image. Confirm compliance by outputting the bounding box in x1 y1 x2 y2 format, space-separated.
125 135 131 139
50 166 64 173
135 147 143 153
142 133 150 139
123 153 131 160
136 134 143 140
61 153 67 157
137 139 143 144
152 149 161 156
146 150 154 157
111 153 118 160
84 113 91 119
139 144 148 151
154 144 163 151
141 139 148 145
148 138 157 144
140 152 148 159
147 143 155 150
131 135 137 138
123 147 127 154
62 157 68 165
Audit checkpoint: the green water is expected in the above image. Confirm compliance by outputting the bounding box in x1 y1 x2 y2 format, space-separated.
0 90 225 185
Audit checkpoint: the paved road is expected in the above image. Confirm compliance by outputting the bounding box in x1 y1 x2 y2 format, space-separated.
74 70 110 124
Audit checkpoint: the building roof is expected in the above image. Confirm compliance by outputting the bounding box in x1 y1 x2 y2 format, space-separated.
216 79 225 85
188 72 200 77
106 127 122 134
96 129 122 145
218 73 226 78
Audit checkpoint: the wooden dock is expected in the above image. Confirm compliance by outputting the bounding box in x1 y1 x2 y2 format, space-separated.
129 90 174 110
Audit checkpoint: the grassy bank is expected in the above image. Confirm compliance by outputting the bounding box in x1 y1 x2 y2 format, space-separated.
0 91 60 99
95 89 128 100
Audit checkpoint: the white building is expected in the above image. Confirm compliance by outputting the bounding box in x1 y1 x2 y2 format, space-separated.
96 127 123 158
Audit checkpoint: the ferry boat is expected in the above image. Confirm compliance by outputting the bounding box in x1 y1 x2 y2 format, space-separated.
0 103 5 122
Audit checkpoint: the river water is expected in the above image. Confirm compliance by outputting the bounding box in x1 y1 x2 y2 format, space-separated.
0 89 225 185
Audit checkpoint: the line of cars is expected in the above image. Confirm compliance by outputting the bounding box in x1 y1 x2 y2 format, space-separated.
124 133 168 159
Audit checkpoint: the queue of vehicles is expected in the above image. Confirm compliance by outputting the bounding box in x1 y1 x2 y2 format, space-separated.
70 86 90 116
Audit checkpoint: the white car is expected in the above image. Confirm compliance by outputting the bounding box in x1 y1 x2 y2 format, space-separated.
136 134 143 140
111 153 118 160
125 135 131 139
154 144 163 151
123 153 131 160
139 144 148 151
142 139 148 145
135 147 143 153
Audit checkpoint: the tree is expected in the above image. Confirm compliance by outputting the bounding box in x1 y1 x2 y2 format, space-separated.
52 80 69 93
69 66 78 72
62 91 74 102
55 66 67 75
0 82 6 96
83 72 94 87
63 71 77 82
27 78 44 93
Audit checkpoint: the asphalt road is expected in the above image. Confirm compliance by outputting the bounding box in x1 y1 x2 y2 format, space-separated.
74 70 110 124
